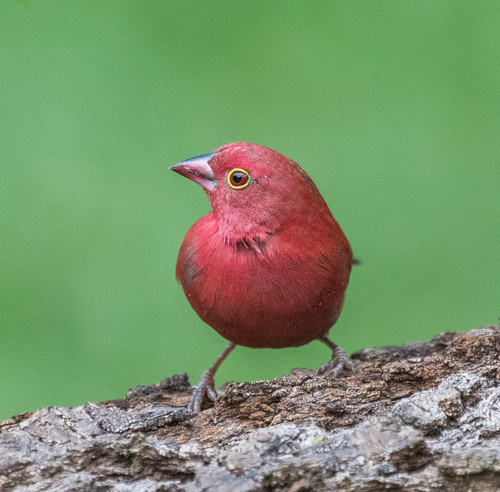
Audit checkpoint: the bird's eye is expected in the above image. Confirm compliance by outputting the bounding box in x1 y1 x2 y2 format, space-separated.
227 168 251 190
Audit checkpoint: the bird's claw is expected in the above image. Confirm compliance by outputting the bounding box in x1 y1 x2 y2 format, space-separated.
187 370 217 413
316 346 353 378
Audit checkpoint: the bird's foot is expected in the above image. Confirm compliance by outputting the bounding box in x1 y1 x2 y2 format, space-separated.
316 346 353 378
187 370 218 413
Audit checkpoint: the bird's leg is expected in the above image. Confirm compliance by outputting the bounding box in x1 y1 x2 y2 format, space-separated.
187 342 236 413
316 336 353 377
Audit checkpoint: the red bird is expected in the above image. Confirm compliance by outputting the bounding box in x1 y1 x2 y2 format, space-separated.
170 143 353 412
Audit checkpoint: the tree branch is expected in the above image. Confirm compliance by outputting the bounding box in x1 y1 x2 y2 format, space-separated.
1 325 500 491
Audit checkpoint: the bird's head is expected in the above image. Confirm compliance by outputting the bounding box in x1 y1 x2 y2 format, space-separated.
170 142 328 244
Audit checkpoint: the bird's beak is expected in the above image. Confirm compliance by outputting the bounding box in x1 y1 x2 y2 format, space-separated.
169 152 216 192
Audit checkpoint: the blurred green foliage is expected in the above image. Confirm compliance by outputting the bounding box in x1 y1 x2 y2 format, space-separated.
0 1 499 420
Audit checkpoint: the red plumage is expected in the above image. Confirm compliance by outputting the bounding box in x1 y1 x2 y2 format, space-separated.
170 142 353 412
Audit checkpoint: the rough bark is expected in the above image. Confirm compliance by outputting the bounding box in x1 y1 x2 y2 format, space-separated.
1 325 500 491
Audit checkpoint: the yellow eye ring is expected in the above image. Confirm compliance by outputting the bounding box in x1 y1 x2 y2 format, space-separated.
227 168 251 190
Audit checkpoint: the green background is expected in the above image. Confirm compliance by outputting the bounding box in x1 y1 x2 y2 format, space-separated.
1 1 499 421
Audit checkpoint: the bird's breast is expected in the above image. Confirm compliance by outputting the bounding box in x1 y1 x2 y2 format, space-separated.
176 215 351 348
